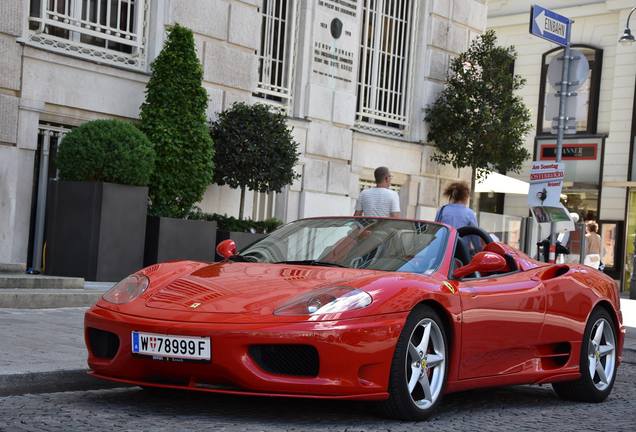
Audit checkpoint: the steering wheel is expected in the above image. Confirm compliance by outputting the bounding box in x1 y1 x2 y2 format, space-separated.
457 226 493 245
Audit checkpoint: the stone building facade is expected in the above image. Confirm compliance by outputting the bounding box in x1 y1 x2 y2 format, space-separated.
0 0 487 266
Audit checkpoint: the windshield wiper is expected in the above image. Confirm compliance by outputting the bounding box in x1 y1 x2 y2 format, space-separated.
273 260 348 268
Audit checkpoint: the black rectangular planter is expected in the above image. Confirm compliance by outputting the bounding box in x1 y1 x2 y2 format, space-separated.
45 180 148 282
215 230 267 261
144 216 217 266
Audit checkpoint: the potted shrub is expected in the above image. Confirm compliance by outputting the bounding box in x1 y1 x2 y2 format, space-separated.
45 119 155 281
189 212 283 260
210 102 298 251
139 24 216 265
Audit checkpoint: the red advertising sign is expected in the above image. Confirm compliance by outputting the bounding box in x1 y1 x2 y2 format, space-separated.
539 143 597 161
528 162 565 208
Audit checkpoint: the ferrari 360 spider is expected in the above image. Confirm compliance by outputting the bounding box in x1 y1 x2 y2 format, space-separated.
85 217 624 420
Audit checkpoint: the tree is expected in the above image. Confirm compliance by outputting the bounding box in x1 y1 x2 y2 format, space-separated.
425 30 532 206
57 119 155 186
139 24 214 218
211 102 300 220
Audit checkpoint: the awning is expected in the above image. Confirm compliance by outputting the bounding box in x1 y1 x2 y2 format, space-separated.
476 171 529 195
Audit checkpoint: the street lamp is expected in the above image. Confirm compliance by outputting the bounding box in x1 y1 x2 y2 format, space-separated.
619 7 636 45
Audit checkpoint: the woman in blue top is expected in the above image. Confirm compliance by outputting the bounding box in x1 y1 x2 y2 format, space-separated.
435 181 480 256
434 181 478 229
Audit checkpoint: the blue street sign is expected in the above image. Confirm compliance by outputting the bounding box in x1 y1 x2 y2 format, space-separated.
529 5 571 47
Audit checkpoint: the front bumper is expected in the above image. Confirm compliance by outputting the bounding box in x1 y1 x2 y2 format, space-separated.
84 306 407 400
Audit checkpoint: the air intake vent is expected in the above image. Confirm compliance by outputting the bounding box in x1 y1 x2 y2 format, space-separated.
249 344 319 377
150 278 228 306
538 342 571 369
87 327 120 359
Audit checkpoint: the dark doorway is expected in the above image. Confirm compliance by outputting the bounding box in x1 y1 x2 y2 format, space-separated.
26 125 68 270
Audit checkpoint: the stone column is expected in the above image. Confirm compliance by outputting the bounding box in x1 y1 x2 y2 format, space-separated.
0 1 27 264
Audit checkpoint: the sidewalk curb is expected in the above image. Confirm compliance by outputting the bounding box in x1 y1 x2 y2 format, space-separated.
0 289 102 308
0 274 84 289
0 369 130 397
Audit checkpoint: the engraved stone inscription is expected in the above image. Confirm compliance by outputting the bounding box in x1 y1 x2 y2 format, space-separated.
313 42 354 83
318 0 357 17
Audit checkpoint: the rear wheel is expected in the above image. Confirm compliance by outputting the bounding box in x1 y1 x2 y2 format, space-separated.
552 307 617 402
380 305 448 420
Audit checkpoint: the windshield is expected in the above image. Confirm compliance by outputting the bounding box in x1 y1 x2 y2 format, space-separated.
240 218 449 274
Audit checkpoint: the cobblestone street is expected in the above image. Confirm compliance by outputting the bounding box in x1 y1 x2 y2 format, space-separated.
2 363 635 432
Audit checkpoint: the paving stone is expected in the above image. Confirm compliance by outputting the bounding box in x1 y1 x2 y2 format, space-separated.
0 364 634 431
0 308 87 375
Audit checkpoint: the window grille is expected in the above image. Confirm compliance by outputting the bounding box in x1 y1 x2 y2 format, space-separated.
254 0 298 112
27 0 149 70
252 191 277 221
359 179 400 193
356 0 417 136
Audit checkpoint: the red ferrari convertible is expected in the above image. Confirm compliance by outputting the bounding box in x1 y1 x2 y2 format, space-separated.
85 217 624 420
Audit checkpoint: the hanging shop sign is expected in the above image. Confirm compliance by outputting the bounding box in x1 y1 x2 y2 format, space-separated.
528 161 571 223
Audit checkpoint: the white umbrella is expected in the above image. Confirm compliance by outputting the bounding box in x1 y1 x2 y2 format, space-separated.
475 171 529 195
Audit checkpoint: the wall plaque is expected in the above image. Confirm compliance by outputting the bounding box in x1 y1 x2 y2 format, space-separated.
311 0 359 90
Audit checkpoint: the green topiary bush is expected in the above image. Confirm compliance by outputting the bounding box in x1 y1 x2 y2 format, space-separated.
56 119 155 186
139 24 214 218
188 211 282 233
211 102 299 220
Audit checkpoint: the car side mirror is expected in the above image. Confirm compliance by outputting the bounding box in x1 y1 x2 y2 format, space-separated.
216 239 237 260
453 251 508 279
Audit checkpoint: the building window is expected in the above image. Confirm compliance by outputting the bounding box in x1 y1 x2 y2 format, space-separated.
27 0 149 70
537 45 602 135
359 178 400 193
255 0 298 112
356 0 417 136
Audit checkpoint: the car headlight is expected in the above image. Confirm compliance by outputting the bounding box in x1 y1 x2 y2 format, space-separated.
275 286 372 316
102 274 149 304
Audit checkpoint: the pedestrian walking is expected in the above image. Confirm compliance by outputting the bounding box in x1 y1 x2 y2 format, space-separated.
584 221 602 269
434 181 478 229
354 166 401 217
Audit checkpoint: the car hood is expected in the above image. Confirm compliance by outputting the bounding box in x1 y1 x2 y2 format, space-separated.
144 262 382 315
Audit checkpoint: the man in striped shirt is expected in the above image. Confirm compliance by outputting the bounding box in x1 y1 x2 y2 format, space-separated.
354 166 401 218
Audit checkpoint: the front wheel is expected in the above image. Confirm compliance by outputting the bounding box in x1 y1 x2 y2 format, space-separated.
552 307 618 402
380 305 448 420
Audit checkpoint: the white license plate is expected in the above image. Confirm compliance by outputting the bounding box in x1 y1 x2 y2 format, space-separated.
131 331 211 361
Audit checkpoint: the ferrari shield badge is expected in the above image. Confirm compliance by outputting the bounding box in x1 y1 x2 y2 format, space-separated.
442 281 456 294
